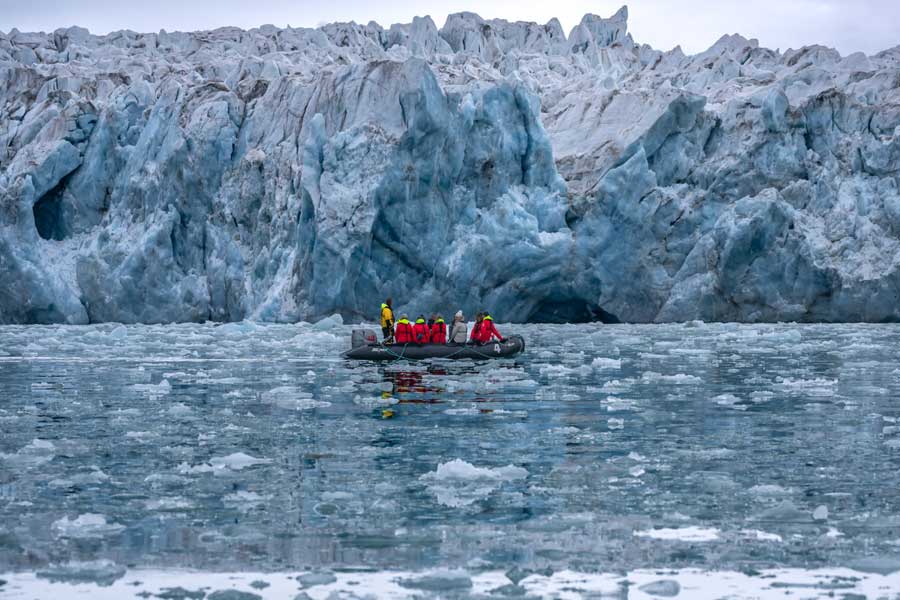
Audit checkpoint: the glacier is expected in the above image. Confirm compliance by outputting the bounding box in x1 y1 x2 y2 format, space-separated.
1 6 900 324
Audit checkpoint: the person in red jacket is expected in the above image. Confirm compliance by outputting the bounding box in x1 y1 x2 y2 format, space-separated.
430 314 447 344
481 312 505 343
394 314 414 344
412 315 429 344
470 312 485 344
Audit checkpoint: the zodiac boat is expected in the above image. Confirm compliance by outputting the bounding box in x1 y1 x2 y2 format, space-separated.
343 330 525 361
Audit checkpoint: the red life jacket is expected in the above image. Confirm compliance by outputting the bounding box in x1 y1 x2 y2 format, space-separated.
430 320 447 344
482 316 502 342
394 319 414 343
413 320 429 344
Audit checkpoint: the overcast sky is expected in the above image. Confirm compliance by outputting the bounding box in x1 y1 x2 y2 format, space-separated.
2 0 898 56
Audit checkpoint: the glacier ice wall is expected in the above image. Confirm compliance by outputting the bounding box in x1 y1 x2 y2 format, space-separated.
1 8 899 324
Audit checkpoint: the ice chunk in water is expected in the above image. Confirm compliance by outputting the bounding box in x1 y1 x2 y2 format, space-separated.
0 438 56 468
444 407 483 415
209 453 272 470
297 571 338 587
605 396 636 411
312 313 344 330
634 527 720 542
207 590 264 600
131 379 172 397
424 459 528 482
601 379 634 392
36 560 126 586
167 402 193 418
740 529 783 542
398 569 473 591
108 325 127 339
775 377 837 395
755 500 810 522
748 484 792 497
179 453 272 475
813 505 829 521
591 357 622 370
420 459 527 507
49 468 110 487
52 514 125 539
261 386 330 410
145 497 193 511
641 372 703 384
713 393 741 407
638 579 681 596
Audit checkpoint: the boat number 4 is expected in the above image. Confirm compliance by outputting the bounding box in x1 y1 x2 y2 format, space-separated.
494 344 501 354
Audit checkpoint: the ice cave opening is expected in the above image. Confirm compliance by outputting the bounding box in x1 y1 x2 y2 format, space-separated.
32 180 69 241
527 299 620 324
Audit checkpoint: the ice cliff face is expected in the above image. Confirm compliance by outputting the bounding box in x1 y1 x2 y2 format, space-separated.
2 7 900 324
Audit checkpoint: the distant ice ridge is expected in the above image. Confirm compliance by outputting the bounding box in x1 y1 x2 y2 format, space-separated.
2 7 900 324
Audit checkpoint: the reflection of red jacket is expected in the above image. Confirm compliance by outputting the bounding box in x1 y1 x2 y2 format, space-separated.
413 321 429 344
430 320 447 344
395 319 414 343
482 317 503 342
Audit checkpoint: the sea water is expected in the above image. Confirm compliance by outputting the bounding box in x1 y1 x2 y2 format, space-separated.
1 321 900 598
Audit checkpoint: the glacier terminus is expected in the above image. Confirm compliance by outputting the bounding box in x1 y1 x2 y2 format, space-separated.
2 6 900 324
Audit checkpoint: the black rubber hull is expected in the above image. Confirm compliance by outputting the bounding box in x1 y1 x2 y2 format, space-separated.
343 335 525 361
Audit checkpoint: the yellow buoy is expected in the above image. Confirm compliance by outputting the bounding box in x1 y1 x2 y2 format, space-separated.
381 409 395 419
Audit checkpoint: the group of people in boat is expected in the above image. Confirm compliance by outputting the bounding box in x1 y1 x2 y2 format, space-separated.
379 298 505 346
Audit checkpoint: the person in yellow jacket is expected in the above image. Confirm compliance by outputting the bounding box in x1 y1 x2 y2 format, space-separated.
380 298 394 342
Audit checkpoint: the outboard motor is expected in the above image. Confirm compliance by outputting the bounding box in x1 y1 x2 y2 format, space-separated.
351 329 378 348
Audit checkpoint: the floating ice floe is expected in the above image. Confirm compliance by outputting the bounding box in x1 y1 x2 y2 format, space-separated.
166 402 193 418
591 357 622 370
640 372 703 384
748 484 793 497
52 514 125 539
420 459 528 508
49 468 110 487
812 505 829 521
740 529 783 542
35 560 127 587
0 438 56 468
178 452 273 475
145 498 194 511
600 379 634 393
634 526 720 542
131 380 172 397
713 393 747 410
774 377 838 395
261 386 331 409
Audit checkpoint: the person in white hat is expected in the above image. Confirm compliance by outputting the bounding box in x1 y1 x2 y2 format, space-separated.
448 310 467 345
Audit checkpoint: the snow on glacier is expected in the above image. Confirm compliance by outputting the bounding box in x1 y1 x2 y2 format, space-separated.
2 7 900 324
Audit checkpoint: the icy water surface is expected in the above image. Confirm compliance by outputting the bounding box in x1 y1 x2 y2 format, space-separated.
2 321 900 598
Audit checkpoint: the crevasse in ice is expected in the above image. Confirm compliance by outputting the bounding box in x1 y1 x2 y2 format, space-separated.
2 8 900 324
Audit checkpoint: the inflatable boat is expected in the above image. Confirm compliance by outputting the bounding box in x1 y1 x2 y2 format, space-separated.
343 330 525 361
